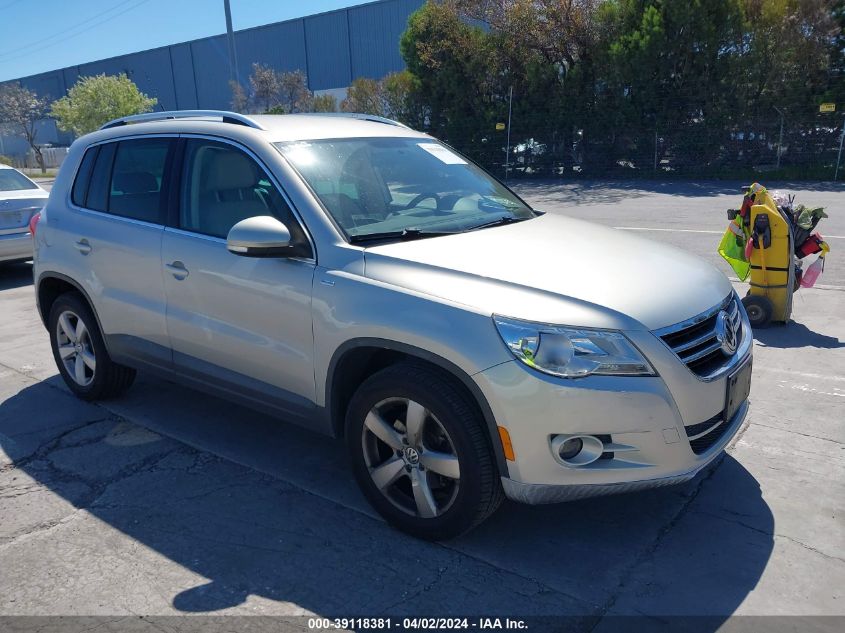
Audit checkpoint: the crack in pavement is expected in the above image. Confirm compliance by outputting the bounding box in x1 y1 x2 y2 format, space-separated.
0 506 87 550
775 534 845 564
747 421 845 447
0 416 113 474
691 509 845 563
585 453 727 629
379 560 453 612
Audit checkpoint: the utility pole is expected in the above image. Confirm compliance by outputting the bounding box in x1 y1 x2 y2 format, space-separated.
774 106 785 169
224 0 240 87
836 116 845 181
504 85 513 180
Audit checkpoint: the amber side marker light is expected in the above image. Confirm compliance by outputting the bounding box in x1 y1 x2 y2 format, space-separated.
498 426 515 461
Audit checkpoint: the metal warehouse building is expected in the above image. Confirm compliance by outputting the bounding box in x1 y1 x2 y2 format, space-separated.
0 0 424 159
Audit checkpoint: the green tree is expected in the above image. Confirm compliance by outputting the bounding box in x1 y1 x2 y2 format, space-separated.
400 1 499 165
249 63 281 112
229 80 248 113
735 0 840 167
312 93 338 112
50 74 156 137
278 70 313 113
249 64 315 113
400 0 842 176
341 77 383 115
601 0 746 171
340 72 422 124
381 70 424 125
0 83 50 173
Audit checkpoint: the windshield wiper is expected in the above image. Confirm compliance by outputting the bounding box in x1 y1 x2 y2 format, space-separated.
467 216 529 232
348 228 459 244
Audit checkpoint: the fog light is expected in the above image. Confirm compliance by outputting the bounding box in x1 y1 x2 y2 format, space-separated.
558 437 583 460
550 434 605 466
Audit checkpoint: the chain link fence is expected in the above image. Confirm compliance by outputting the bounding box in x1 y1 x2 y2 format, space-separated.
433 82 845 182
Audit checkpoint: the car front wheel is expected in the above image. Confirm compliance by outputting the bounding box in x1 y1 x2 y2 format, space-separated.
345 363 503 540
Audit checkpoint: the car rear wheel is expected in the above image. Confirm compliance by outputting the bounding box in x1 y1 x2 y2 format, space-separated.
48 292 136 400
345 362 503 540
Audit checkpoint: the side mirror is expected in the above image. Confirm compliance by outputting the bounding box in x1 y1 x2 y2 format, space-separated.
226 216 292 257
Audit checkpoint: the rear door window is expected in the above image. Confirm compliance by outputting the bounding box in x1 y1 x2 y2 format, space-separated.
108 138 172 224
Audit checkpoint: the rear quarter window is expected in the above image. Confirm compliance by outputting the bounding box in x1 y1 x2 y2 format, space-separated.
71 146 99 207
85 143 116 212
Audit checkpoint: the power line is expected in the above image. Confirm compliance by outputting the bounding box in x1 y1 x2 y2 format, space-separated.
0 0 152 61
0 0 145 58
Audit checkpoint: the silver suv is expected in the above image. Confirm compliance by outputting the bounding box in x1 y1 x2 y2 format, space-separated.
32 111 752 539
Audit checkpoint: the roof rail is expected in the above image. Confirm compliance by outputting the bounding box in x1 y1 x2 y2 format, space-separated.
296 112 410 129
100 110 264 131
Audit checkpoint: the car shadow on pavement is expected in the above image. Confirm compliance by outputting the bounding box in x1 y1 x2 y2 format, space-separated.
0 262 33 290
0 375 774 625
754 320 845 349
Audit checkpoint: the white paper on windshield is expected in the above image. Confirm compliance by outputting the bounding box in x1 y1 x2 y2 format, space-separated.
417 142 467 164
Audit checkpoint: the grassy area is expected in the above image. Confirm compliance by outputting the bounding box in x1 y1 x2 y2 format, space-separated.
19 168 58 179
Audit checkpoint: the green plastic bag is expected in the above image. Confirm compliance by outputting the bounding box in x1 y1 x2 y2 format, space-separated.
718 225 750 281
795 205 827 230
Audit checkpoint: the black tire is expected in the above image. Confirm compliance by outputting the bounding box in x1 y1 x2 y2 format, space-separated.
345 362 504 540
48 292 136 401
742 295 773 329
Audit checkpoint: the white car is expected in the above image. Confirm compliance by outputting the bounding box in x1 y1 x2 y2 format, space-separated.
0 164 49 264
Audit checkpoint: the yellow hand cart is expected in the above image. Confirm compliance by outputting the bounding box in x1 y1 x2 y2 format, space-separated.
720 184 830 328
741 185 795 328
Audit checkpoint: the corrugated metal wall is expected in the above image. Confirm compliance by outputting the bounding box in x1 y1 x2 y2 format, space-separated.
0 0 423 154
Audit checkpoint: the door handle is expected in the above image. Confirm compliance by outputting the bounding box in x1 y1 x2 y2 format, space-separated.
74 239 92 255
165 261 189 280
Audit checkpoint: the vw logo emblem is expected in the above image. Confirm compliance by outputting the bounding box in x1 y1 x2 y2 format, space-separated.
715 310 739 356
402 446 420 465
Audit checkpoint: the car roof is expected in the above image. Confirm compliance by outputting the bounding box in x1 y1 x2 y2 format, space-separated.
251 114 428 141
84 111 430 145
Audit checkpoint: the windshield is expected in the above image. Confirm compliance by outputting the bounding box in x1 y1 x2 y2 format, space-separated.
0 168 39 192
274 138 534 241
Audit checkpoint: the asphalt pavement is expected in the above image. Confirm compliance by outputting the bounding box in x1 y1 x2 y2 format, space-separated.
0 180 842 627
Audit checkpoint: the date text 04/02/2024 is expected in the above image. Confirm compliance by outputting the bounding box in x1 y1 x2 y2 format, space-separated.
307 618 529 630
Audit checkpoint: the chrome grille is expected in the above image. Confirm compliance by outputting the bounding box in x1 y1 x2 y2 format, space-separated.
656 295 742 379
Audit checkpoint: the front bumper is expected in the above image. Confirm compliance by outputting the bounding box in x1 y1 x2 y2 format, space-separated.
476 318 752 504
0 231 32 263
501 400 748 504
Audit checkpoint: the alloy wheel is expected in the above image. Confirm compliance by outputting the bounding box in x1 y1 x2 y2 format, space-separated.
55 310 96 387
361 397 461 518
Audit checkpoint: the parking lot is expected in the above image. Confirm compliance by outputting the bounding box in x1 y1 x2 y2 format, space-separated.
0 180 843 625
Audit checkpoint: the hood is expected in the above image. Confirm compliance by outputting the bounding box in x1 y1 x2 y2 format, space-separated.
362 213 733 331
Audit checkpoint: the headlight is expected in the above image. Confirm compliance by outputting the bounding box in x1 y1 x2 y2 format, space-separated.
493 316 655 378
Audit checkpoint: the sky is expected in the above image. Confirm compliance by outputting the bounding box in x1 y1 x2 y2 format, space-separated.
0 0 375 82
